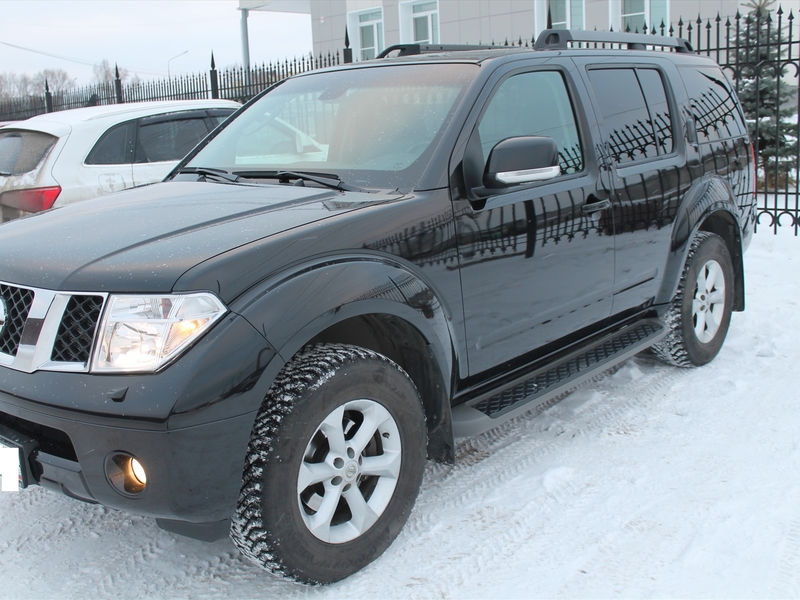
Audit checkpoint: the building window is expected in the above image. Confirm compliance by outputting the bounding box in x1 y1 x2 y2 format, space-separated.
353 9 384 60
620 0 668 33
550 0 584 30
413 1 439 43
400 1 439 44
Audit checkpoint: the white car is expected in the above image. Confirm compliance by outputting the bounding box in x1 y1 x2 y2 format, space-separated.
0 100 239 221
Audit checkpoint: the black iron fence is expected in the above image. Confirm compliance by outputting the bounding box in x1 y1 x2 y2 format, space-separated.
0 51 343 121
1 8 799 233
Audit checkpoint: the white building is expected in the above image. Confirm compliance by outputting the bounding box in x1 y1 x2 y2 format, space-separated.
239 0 800 62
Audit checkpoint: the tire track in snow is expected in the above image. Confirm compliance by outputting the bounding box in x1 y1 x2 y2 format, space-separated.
771 516 800 598
359 355 693 592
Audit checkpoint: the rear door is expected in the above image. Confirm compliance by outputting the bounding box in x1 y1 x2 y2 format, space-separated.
577 59 685 316
451 61 615 376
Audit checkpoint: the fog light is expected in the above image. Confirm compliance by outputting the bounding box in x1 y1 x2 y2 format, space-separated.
130 458 147 485
105 453 148 496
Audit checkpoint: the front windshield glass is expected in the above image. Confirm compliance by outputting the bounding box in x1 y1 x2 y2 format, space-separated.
186 64 477 190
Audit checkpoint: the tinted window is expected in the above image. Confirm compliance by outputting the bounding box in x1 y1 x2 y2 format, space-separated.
86 122 135 165
135 118 210 163
478 70 584 175
589 68 661 164
207 108 236 128
679 66 746 143
638 69 674 155
0 130 57 175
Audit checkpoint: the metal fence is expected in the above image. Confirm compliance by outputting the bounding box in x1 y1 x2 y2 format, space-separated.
0 51 343 120
1 9 798 233
663 9 800 234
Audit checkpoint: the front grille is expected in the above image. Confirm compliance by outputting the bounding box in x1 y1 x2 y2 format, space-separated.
0 281 106 373
0 284 34 356
51 295 104 363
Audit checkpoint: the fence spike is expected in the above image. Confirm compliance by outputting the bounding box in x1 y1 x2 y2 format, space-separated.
210 52 216 69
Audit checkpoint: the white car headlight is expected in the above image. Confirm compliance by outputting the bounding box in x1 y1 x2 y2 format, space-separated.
92 293 226 373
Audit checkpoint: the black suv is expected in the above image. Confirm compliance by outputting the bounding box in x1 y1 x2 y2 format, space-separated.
0 30 754 583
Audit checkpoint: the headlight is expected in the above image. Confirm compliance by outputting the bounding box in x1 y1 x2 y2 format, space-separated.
92 293 226 373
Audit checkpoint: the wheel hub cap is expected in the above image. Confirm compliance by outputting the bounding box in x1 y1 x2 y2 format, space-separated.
344 461 359 481
691 258 725 344
297 398 402 544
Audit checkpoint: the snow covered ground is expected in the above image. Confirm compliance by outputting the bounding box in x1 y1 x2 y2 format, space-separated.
2 228 800 599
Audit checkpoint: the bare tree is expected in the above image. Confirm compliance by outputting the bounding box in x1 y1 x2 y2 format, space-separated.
92 59 133 85
31 69 76 94
0 72 34 98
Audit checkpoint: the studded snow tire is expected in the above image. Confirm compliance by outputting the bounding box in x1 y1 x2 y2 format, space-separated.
230 343 426 584
651 231 734 367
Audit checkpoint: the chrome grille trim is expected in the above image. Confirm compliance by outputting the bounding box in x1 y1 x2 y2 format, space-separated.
0 281 107 374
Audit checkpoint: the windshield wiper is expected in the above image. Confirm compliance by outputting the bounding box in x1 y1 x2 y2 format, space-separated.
176 167 240 183
233 170 370 193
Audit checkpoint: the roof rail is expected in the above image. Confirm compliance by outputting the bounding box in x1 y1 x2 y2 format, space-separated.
534 29 694 53
377 43 500 58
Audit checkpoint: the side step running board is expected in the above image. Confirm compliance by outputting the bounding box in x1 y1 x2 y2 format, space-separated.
452 319 666 438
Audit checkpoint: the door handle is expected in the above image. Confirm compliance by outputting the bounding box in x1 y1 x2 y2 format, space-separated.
582 198 611 214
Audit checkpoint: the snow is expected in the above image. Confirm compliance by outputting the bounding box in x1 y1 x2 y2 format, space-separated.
2 228 800 598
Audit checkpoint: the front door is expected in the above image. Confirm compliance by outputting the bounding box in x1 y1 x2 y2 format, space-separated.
454 66 615 376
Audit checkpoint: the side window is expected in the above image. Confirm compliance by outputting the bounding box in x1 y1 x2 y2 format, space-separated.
134 118 210 163
679 66 746 143
477 70 584 176
638 69 674 155
588 67 673 164
207 108 236 129
86 122 135 165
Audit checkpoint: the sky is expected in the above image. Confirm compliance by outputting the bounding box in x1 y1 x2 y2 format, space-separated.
0 0 313 86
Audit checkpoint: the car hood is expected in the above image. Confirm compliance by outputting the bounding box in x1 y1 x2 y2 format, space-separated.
0 181 390 293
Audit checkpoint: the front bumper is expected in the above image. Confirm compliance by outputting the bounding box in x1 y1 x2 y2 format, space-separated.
0 312 281 525
0 399 256 522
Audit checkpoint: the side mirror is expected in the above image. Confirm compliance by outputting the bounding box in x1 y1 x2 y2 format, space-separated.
483 136 561 189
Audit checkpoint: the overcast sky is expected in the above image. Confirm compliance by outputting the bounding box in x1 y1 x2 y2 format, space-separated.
0 0 313 85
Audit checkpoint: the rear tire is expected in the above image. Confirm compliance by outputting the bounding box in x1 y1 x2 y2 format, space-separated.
652 231 734 367
231 343 426 584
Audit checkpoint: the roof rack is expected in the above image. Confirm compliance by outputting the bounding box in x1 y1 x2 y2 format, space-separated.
533 29 693 53
377 43 500 58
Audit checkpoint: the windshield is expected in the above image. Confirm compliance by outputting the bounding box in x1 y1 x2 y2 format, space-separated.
185 64 477 190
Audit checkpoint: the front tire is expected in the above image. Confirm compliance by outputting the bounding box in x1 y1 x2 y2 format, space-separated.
652 231 734 367
231 344 426 584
